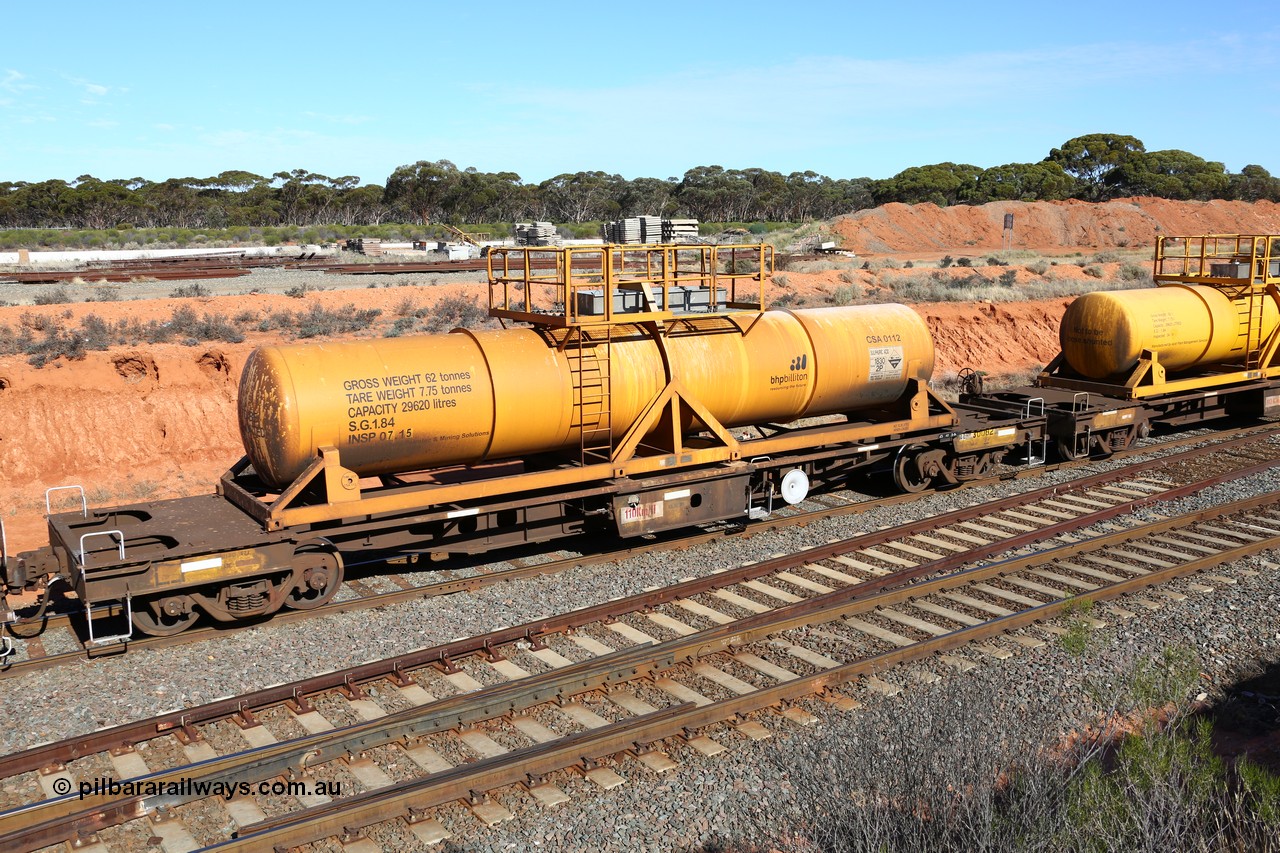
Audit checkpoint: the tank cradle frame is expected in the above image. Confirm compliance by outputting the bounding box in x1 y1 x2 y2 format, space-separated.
216 374 957 531
1041 235 1280 399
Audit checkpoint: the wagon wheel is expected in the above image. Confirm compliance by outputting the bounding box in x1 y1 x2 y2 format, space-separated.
1054 434 1087 462
285 543 345 611
132 597 199 637
892 445 933 494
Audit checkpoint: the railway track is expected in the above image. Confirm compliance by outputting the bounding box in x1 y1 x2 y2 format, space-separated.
2 249 817 285
1 253 496 285
1 253 345 284
1 456 1277 850
4 424 1278 677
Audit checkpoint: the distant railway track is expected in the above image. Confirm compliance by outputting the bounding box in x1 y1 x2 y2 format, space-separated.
0 267 257 283
3 423 1277 678
2 459 1276 851
0 245 733 283
0 251 573 284
0 253 335 283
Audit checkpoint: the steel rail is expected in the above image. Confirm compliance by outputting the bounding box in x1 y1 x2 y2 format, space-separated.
3 245 753 285
0 269 254 283
140 495 1280 851
216 705 700 851
1 446 1274 787
9 486 1277 853
212 504 1280 852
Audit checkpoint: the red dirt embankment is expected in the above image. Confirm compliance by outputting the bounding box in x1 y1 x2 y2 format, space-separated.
834 198 1280 254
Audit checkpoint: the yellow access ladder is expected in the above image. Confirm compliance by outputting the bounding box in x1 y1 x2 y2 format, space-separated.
568 326 614 464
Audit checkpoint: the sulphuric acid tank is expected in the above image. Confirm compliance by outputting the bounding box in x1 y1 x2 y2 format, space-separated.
238 304 935 488
1060 285 1280 380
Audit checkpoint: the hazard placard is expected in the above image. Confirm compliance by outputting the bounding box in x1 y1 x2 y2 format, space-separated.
868 346 905 382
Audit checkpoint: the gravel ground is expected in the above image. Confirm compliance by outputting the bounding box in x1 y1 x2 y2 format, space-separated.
2 434 1278 851
460 467 1280 852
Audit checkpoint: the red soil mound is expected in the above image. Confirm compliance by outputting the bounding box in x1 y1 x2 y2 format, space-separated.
834 198 1280 254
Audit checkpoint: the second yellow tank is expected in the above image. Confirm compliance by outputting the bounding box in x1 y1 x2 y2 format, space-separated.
1060 285 1280 379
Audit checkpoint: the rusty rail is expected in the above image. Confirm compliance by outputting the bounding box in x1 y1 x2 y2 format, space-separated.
7 485 1277 852
216 498 1280 852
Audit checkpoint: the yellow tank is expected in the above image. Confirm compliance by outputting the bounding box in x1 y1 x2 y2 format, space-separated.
238 304 935 487
1060 285 1280 380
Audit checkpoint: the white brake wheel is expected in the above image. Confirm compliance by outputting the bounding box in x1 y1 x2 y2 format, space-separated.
780 469 810 505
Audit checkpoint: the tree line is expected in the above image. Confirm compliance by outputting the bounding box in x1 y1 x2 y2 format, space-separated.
3 133 1277 231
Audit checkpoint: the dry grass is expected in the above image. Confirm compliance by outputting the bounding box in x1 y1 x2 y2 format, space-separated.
721 648 1280 853
776 267 1150 309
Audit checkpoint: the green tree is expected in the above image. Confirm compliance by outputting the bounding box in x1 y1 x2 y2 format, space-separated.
382 160 461 224
1228 164 1280 201
270 169 338 225
334 183 389 225
198 171 270 226
136 179 205 227
538 171 622 223
1046 133 1146 200
1105 149 1229 200
207 170 267 192
10 179 76 227
872 162 983 206
230 178 282 226
829 177 875 216
675 166 759 221
65 175 137 229
615 176 676 218
740 167 788 219
972 161 1076 202
447 169 528 223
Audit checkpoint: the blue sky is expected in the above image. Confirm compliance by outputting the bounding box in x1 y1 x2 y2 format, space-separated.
2 1 1277 186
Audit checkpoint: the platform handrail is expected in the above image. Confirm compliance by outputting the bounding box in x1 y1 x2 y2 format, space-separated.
0 517 6 572
1072 392 1090 414
486 243 772 328
45 485 87 518
1154 234 1279 287
78 530 125 568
